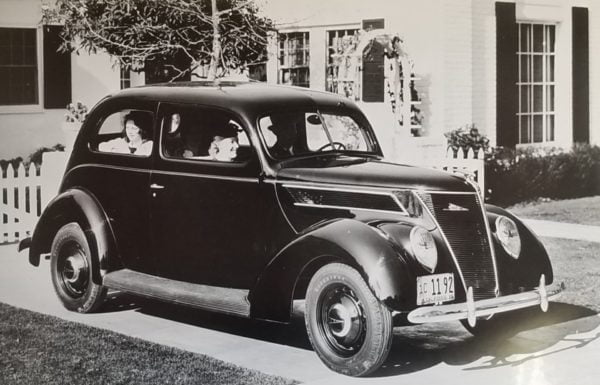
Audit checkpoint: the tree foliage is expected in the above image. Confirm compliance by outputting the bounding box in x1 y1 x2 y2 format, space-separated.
42 0 274 81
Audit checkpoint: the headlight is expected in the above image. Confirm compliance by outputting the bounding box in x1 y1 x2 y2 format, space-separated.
495 216 521 259
410 226 438 273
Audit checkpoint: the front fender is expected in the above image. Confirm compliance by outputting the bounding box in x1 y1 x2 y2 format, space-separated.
485 204 553 291
250 218 412 322
29 188 117 284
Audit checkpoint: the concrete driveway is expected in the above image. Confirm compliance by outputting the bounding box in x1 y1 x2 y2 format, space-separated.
1 242 599 385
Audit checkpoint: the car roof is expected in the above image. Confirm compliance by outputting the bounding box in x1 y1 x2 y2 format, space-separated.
109 81 358 118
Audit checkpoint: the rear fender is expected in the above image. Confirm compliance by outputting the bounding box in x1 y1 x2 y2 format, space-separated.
249 219 412 322
29 188 116 284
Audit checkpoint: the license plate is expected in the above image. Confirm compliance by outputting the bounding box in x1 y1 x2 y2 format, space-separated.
416 273 455 306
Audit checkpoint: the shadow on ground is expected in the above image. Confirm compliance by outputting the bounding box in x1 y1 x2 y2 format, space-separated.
98 295 599 377
377 302 599 377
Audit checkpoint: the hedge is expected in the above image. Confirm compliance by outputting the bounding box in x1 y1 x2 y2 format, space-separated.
485 144 600 206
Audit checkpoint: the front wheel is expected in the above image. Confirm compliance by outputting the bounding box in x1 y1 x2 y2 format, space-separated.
50 223 106 313
305 263 393 376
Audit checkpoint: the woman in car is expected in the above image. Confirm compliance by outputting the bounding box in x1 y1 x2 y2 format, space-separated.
99 111 153 155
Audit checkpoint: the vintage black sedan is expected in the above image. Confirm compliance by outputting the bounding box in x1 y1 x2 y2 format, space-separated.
21 82 563 376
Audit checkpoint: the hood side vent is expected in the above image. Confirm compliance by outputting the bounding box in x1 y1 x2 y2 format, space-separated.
285 185 406 214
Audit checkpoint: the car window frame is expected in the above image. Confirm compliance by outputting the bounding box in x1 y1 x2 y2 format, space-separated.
255 107 382 161
156 102 260 171
88 106 157 159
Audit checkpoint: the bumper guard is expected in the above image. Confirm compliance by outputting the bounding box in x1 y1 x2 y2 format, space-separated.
407 274 565 327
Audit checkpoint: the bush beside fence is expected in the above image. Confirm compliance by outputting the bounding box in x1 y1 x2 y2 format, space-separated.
485 144 600 206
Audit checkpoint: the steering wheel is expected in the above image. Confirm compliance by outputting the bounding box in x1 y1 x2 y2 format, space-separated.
317 142 347 151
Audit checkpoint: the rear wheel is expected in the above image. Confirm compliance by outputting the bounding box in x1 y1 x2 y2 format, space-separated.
305 263 392 377
50 223 106 313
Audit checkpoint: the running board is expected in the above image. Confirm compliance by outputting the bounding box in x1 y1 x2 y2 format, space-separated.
103 269 250 317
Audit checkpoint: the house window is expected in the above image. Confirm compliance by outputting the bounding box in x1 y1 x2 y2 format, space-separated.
517 23 555 143
278 32 309 87
0 28 38 106
326 29 359 94
120 66 131 89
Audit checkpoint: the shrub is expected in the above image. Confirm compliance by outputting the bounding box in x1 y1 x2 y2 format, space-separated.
445 124 490 157
485 144 600 206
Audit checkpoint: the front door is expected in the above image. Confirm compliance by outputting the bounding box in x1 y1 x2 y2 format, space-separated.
149 103 265 289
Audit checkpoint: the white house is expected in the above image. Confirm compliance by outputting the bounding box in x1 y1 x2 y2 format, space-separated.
0 0 598 162
260 0 599 161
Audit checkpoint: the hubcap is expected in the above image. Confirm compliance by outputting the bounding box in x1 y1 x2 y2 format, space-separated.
318 284 366 357
59 243 89 298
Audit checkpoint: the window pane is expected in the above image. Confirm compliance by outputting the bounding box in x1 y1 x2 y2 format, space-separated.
546 25 555 53
0 68 8 104
533 115 543 142
533 85 543 112
546 85 554 112
546 115 555 141
520 115 531 143
22 67 37 103
520 24 531 52
520 85 530 112
533 55 543 82
11 42 23 64
533 24 544 52
322 114 368 151
0 29 9 45
546 56 554 82
0 45 9 65
520 55 530 82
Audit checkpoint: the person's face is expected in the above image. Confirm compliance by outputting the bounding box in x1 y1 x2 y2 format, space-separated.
214 137 239 161
125 120 142 142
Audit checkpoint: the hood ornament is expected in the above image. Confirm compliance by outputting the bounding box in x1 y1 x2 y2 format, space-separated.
444 203 469 212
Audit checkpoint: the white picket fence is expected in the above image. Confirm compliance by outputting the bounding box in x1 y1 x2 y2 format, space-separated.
0 162 42 243
434 147 485 195
0 152 67 245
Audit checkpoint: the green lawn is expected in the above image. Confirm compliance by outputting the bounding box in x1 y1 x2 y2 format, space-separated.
0 303 297 385
508 196 600 226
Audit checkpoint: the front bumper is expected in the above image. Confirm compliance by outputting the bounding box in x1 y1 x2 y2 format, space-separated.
407 274 565 327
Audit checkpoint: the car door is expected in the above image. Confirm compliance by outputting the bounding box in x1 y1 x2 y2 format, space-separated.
80 99 156 274
149 103 266 289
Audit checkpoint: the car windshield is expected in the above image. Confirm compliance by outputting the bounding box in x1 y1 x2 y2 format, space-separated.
258 110 379 159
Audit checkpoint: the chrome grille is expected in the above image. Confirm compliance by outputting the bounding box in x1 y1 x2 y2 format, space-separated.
419 192 497 300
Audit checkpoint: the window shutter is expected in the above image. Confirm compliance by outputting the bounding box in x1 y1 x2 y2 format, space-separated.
362 40 385 102
43 25 71 109
572 7 589 144
495 2 518 147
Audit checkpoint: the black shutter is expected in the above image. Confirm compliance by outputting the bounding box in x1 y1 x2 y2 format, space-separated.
495 2 518 147
362 40 385 102
573 7 589 144
43 25 71 109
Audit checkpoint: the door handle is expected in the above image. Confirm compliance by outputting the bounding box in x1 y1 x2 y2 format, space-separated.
150 183 165 190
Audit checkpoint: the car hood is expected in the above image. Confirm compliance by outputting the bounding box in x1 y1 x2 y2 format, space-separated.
275 156 474 192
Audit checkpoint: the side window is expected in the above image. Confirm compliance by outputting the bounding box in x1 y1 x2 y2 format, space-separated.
161 107 250 163
93 109 154 157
